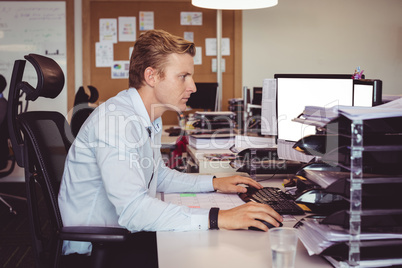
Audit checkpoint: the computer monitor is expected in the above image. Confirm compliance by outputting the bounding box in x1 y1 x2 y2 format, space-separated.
187 82 218 111
353 79 382 107
275 74 356 143
262 74 382 164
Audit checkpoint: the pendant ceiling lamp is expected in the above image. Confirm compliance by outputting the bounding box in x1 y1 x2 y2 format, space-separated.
191 0 278 10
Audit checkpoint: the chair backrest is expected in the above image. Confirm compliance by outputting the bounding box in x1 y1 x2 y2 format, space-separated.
0 95 8 170
0 74 16 176
0 74 8 170
70 85 98 137
7 54 72 267
18 111 71 217
8 54 66 167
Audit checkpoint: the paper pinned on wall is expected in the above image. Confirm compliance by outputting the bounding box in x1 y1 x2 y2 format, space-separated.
139 11 154 31
118 16 136 42
205 38 230 56
111 60 129 79
212 58 226 72
184 31 194 42
194 47 202 65
180 12 202 26
99 18 117 43
95 42 114 67
129 46 134 60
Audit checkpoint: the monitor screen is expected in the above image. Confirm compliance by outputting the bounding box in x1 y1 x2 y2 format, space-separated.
353 79 382 107
275 74 355 142
187 82 218 111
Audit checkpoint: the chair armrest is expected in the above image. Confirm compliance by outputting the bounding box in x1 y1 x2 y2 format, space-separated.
59 226 131 243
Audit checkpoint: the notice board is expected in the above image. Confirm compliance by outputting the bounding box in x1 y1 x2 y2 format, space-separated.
0 0 74 115
83 0 242 123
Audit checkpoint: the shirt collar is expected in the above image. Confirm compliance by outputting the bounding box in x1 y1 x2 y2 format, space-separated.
128 88 162 134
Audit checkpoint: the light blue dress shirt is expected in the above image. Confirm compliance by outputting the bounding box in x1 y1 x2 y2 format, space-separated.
58 88 214 255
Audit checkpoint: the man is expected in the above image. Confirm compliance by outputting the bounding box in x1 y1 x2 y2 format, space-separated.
58 29 282 257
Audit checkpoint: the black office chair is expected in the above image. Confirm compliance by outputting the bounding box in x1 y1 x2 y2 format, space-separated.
7 54 157 268
70 85 98 137
0 74 22 215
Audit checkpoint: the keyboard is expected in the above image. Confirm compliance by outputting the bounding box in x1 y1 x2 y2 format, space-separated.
238 187 305 215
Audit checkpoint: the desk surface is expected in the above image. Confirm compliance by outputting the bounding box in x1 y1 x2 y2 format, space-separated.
157 175 331 268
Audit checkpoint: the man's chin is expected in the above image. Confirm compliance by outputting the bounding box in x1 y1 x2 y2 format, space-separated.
178 102 188 112
179 105 187 112
164 104 186 113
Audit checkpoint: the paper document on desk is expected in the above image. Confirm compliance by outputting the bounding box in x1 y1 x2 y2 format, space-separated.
162 192 245 210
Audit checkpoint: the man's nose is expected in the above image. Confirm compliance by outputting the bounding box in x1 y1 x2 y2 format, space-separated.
189 80 196 93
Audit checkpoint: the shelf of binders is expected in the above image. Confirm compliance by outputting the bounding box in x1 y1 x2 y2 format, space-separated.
292 103 402 267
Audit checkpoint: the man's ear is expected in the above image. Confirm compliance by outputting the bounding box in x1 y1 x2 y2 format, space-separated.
144 67 156 87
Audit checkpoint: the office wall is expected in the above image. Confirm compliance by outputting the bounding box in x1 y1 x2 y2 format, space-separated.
0 0 75 115
242 0 402 95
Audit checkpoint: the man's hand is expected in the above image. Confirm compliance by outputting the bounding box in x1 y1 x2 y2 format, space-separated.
218 202 283 232
212 175 262 193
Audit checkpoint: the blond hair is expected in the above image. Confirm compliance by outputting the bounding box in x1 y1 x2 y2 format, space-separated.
129 29 195 89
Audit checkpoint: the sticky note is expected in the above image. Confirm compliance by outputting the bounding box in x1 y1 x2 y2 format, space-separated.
180 194 196 197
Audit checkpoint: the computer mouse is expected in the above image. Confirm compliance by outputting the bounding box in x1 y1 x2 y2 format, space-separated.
248 219 283 231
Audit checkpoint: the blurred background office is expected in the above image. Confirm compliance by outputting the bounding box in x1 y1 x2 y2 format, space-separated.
0 0 401 119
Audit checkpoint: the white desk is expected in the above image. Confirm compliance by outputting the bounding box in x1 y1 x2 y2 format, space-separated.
157 175 331 268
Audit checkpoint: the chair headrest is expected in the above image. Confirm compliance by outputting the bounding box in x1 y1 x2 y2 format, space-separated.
24 54 65 101
74 85 99 106
0 74 6 93
87 85 99 104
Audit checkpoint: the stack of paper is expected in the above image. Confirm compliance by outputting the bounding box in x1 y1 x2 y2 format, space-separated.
188 133 236 150
296 217 402 256
293 97 402 127
233 135 276 152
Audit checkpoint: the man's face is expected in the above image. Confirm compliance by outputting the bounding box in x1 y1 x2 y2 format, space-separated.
152 53 196 113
